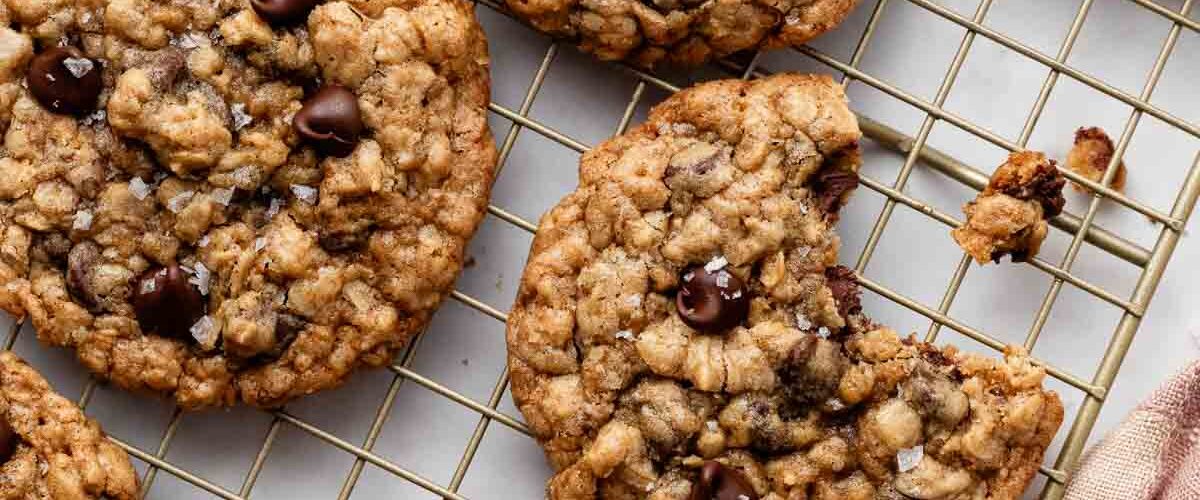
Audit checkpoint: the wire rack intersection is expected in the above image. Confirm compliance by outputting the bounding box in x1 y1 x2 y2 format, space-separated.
3 0 1197 499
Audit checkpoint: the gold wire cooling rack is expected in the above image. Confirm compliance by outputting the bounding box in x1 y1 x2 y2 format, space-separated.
2 0 1197 499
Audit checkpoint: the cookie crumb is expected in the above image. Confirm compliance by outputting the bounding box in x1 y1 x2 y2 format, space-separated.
952 151 1065 264
1066 127 1126 193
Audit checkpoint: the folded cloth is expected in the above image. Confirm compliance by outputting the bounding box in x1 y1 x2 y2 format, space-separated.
1064 361 1200 500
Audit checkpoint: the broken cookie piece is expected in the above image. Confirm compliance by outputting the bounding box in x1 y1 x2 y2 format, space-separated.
0 352 138 499
1066 127 1127 194
952 151 1066 264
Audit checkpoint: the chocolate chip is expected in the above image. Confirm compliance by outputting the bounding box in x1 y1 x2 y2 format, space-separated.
66 242 102 311
676 266 749 332
0 418 15 463
999 158 1066 218
251 0 322 26
28 47 102 116
293 85 363 158
812 166 859 215
824 265 861 320
132 265 205 341
690 461 757 500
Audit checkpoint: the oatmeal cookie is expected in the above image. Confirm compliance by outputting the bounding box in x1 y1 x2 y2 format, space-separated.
0 0 497 408
504 0 860 67
506 73 1065 499
1066 127 1126 194
952 151 1066 265
0 351 138 499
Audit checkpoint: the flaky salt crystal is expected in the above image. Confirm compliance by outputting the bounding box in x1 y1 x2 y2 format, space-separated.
715 270 730 288
188 262 211 295
63 57 93 78
190 315 217 347
81 109 106 126
896 445 923 473
232 166 256 186
615 330 634 341
198 235 210 248
72 210 92 230
817 326 831 339
706 420 719 432
795 311 812 330
704 255 728 273
738 495 750 500
625 294 642 308
266 198 283 219
683 271 694 282
254 237 266 252
167 190 194 213
211 187 234 206
230 103 252 131
129 177 152 200
290 184 318 204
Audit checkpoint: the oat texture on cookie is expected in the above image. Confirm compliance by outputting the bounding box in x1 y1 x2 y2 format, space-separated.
506 74 1064 499
0 352 138 499
0 0 497 408
952 151 1066 265
505 0 861 67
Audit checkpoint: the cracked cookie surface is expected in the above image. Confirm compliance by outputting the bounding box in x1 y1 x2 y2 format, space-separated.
0 0 496 408
952 151 1066 265
0 352 138 499
505 0 860 67
506 74 1063 499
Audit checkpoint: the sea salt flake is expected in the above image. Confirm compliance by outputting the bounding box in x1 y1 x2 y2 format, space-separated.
81 109 106 126
715 270 730 288
167 190 194 213
625 294 642 308
188 262 211 295
254 237 266 252
683 271 694 282
129 175 153 199
198 235 210 248
230 103 252 131
704 255 728 273
794 311 812 330
817 326 831 339
140 279 156 294
266 198 283 219
796 246 812 259
290 184 318 204
706 420 719 432
72 210 92 230
738 495 750 500
211 187 234 206
615 330 634 341
190 315 218 347
799 203 809 215
232 166 256 186
46 73 56 82
897 445 924 473
63 57 94 78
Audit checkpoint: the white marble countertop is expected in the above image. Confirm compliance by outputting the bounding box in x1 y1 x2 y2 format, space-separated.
2 1 1196 498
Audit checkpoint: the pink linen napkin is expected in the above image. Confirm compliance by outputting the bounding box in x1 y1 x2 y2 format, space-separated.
1064 361 1200 500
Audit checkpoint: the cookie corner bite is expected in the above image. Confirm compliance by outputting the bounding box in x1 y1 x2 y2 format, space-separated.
0 0 497 408
506 73 1063 499
952 151 1066 265
504 0 862 67
0 351 139 499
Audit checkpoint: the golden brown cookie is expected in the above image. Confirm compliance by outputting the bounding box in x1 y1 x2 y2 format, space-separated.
505 0 862 67
0 0 497 408
952 151 1067 264
0 352 138 499
1066 127 1127 194
505 73 1064 499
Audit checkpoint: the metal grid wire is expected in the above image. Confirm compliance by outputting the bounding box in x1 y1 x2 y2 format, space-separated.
2 0 1197 498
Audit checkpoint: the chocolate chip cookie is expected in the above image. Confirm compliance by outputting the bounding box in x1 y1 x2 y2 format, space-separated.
0 0 497 408
0 352 138 499
952 151 1066 264
505 0 861 67
505 74 1064 499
